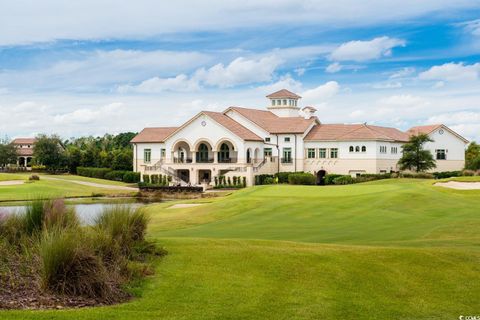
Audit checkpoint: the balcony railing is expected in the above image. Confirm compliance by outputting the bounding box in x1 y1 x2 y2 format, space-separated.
218 158 238 163
281 157 293 164
173 158 193 163
196 158 214 163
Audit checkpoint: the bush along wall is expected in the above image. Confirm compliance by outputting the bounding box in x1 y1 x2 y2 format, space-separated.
141 174 170 186
255 174 275 185
214 175 245 189
77 167 140 183
288 173 316 185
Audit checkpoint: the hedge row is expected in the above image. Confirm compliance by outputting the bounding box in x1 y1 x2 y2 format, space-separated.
77 167 140 183
142 174 172 186
214 176 246 189
288 173 316 185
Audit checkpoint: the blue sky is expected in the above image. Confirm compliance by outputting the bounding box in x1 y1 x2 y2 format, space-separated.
0 0 479 141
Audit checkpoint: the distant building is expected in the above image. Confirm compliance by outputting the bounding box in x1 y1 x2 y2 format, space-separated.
12 138 36 168
131 89 469 187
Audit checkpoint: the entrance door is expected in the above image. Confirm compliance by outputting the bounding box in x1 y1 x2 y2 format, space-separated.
317 170 326 185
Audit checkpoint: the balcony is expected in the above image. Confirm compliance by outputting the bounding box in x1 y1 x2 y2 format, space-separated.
173 158 193 163
218 158 238 163
281 158 293 164
196 158 214 163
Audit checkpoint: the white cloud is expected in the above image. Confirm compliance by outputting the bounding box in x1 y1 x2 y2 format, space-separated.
119 56 283 92
256 74 303 94
325 62 343 73
379 94 430 109
302 81 340 103
330 36 406 62
1 1 477 45
53 103 125 125
294 68 306 76
389 67 416 79
372 81 403 89
118 74 200 93
418 62 480 82
460 19 480 36
194 56 282 88
427 111 480 125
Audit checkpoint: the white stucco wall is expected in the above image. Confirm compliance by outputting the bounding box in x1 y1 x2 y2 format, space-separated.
425 127 467 171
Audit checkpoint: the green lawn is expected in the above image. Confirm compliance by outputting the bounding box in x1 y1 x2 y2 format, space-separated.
2 179 480 319
0 173 136 201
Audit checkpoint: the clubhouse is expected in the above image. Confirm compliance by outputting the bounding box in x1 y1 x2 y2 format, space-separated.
131 89 468 187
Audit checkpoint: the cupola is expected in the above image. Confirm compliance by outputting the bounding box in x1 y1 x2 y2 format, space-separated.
266 89 301 117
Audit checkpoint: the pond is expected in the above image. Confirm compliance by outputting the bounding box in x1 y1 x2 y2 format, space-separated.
0 198 163 225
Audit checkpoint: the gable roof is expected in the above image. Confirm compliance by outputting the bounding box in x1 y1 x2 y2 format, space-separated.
12 138 36 145
130 127 178 143
226 107 317 134
266 89 301 99
407 124 469 143
305 123 409 142
406 124 442 136
201 111 263 141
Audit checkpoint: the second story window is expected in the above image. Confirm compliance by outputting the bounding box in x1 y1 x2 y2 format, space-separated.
330 148 338 158
265 137 271 142
144 149 151 163
436 149 446 160
284 137 290 142
362 146 366 152
307 148 315 159
264 148 272 157
160 148 166 158
380 146 387 153
319 148 326 158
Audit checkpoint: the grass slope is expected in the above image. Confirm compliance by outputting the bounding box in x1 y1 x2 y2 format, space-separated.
2 179 480 319
0 174 135 201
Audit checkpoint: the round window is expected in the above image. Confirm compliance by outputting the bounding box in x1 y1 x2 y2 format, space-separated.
201 121 207 127
439 129 444 135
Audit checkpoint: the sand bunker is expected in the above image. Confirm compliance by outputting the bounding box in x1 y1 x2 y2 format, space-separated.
0 180 24 186
435 181 480 190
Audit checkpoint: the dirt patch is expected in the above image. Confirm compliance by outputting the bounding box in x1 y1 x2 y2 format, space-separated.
0 181 24 186
168 203 204 209
435 181 480 190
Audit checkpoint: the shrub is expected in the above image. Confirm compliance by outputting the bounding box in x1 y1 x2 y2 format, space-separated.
31 164 47 171
324 174 344 185
214 176 218 186
400 172 434 179
264 177 275 185
432 171 462 179
43 199 79 231
142 174 150 184
123 172 140 183
94 206 149 257
333 175 354 185
29 175 40 181
275 172 299 184
105 170 127 181
40 230 112 299
242 177 247 188
233 176 238 186
462 170 475 176
288 172 316 185
255 174 275 185
150 174 158 185
25 199 46 234
77 167 112 179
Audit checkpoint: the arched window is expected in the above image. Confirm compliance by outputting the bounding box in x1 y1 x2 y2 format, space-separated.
361 146 366 152
197 143 209 162
218 143 230 162
349 146 354 152
355 146 360 152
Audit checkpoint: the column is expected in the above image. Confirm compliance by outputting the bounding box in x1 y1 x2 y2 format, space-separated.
192 151 196 163
213 151 218 164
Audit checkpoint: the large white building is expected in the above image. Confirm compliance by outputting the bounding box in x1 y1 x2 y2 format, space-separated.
131 89 468 186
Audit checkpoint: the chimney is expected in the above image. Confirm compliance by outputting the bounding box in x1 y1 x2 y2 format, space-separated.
302 106 317 119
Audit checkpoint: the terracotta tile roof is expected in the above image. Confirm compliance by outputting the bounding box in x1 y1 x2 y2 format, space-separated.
266 89 301 99
12 138 36 145
16 148 34 156
130 127 178 143
202 111 263 141
406 124 442 136
305 123 409 142
227 107 316 134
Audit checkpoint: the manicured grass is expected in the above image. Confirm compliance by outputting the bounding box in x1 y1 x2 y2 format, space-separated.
0 173 25 181
44 174 135 186
0 173 135 201
2 179 480 319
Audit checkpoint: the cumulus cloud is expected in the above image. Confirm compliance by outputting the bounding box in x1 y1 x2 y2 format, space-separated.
257 74 303 94
372 81 403 89
418 62 480 82
118 56 283 92
302 81 340 103
325 62 343 73
329 36 406 62
53 103 125 124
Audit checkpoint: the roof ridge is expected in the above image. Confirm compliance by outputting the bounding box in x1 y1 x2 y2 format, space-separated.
364 124 396 140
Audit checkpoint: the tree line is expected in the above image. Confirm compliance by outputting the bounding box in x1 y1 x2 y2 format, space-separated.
0 132 136 173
